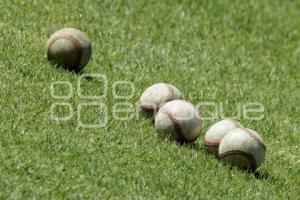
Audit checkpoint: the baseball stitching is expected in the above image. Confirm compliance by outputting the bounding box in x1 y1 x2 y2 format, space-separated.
164 84 175 103
160 110 187 142
47 34 82 71
244 129 266 150
218 149 257 170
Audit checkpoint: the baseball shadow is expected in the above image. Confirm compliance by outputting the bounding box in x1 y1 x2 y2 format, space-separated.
214 158 277 181
140 110 155 120
76 69 88 76
227 166 277 181
139 109 157 124
182 142 278 182
49 61 84 74
169 141 278 182
251 170 277 181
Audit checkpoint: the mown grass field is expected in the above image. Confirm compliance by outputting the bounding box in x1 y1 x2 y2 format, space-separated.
0 0 299 199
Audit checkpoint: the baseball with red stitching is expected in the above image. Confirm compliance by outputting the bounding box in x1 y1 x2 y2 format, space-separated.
139 83 183 113
204 118 243 156
218 127 266 171
154 100 201 143
46 28 92 72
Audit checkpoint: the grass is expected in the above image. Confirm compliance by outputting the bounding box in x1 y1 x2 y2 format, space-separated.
0 0 299 199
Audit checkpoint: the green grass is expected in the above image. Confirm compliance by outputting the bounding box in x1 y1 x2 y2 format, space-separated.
1 0 300 199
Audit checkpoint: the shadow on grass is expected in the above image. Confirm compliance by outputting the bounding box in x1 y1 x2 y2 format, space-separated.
226 166 278 181
50 61 86 74
159 135 278 182
216 160 278 181
187 143 278 182
251 170 277 181
140 110 154 119
139 109 155 124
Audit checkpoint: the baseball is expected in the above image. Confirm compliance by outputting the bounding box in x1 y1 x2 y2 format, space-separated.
218 127 266 171
204 119 243 155
46 28 92 72
155 100 201 143
139 83 183 113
